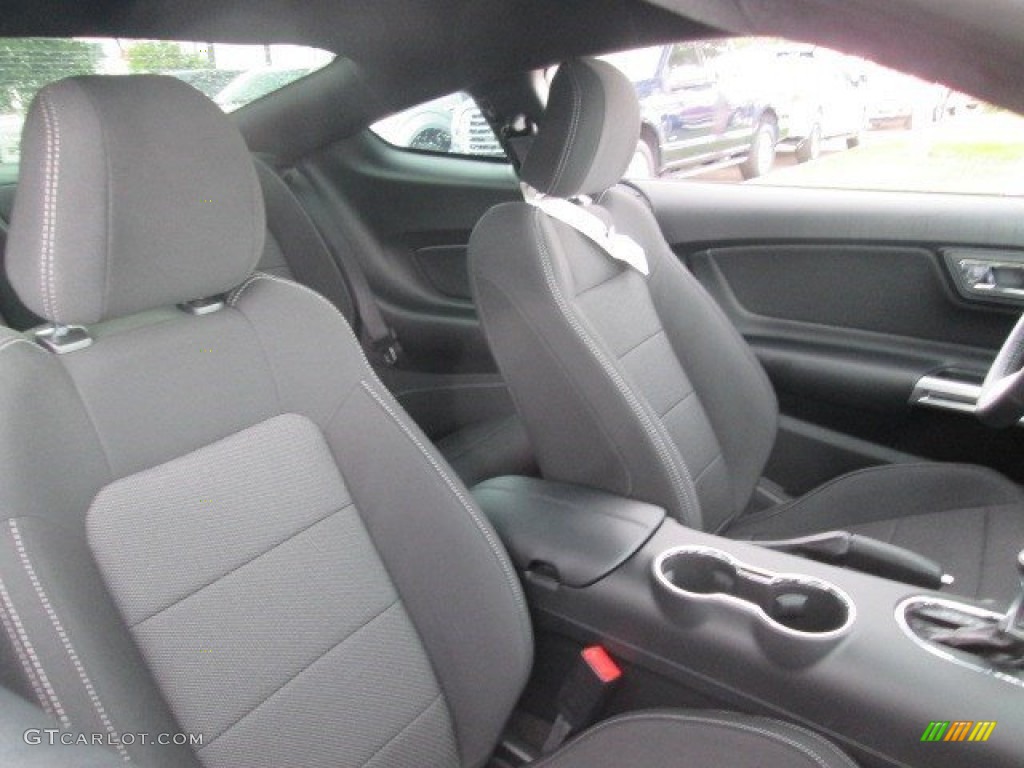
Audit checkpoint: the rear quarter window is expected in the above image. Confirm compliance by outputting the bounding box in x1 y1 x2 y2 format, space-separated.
0 38 334 175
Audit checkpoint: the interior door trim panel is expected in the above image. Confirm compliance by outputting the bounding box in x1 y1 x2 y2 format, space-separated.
638 180 1024 249
638 180 1024 481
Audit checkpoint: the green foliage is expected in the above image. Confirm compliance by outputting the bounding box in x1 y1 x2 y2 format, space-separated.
127 41 205 74
0 38 101 113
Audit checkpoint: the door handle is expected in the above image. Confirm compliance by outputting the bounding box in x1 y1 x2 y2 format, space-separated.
944 249 1024 303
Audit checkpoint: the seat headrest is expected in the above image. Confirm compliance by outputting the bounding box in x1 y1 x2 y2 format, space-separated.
520 58 641 199
6 75 265 326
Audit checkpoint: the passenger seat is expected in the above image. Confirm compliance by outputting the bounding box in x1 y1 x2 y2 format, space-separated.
253 157 535 486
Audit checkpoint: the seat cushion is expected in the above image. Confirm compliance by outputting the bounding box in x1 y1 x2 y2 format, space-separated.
536 711 857 768
728 463 1024 603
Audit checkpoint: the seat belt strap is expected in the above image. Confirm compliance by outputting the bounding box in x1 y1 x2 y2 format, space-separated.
522 184 649 276
274 162 402 367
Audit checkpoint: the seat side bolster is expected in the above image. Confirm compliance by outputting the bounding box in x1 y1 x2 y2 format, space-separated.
469 202 693 523
603 187 779 523
0 518 201 768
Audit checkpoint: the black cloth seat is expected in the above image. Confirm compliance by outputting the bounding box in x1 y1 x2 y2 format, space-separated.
0 74 856 768
0 149 533 487
468 57 1024 603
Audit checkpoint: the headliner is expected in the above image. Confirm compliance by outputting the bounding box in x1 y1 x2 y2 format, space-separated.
1 0 1022 159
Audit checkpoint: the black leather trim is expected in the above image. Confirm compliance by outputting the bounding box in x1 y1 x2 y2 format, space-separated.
472 476 665 587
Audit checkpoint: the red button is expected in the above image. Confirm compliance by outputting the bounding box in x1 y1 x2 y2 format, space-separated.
581 645 621 683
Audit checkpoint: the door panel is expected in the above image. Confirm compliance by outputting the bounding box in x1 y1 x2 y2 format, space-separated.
637 180 1024 486
294 131 521 435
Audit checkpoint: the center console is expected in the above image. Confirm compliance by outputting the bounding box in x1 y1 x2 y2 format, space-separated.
473 476 1024 768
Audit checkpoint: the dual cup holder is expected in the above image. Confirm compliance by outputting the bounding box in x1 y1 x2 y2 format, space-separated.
653 546 855 666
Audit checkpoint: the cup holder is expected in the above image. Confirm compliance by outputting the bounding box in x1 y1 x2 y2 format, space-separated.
653 546 855 666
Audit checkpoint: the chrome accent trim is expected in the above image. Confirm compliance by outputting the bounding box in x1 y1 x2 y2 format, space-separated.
652 545 856 640
942 248 1024 306
895 596 1024 689
34 325 92 354
178 297 225 316
909 374 1024 425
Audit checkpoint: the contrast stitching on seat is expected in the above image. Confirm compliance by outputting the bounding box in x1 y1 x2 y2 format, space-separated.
733 461 1020 531
9 521 129 761
0 573 66 725
358 692 446 768
229 272 531 651
436 417 512 461
230 272 352 334
0 336 44 355
531 211 700 526
360 380 532 647
129 503 352 629
549 62 582 194
572 264 625 300
40 95 62 323
227 272 264 307
198 597 402 748
229 288 285 412
617 325 665 360
228 272 371 424
472 272 638 496
658 388 695 419
530 711 855 768
755 716 860 768
693 452 724 487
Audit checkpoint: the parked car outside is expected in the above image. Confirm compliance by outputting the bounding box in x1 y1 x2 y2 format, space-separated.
601 42 789 180
371 92 464 152
768 46 867 162
864 67 948 129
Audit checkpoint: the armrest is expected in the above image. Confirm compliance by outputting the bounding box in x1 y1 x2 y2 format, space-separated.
0 687 125 767
472 476 665 587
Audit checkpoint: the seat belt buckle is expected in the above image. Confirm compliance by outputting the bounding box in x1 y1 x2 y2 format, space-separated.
541 645 622 753
369 329 402 367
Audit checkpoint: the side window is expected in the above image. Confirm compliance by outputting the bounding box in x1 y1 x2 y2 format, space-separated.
370 92 507 159
603 36 1022 196
0 38 333 175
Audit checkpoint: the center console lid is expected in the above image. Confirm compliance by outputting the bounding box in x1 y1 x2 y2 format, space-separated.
472 476 665 588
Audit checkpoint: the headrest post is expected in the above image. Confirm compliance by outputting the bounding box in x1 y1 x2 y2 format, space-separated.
35 324 93 354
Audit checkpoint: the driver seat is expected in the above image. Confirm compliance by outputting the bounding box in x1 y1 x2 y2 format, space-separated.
468 58 1024 603
0 75 858 768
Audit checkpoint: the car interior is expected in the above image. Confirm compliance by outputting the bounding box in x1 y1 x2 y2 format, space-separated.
0 1 1022 768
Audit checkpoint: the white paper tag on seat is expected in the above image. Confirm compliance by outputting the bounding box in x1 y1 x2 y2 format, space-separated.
523 186 649 276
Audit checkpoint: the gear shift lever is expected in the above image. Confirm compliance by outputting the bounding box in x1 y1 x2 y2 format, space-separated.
923 548 1024 666
998 549 1024 635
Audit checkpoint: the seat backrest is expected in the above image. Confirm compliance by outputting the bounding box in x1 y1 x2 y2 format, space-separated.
0 74 530 768
469 59 778 531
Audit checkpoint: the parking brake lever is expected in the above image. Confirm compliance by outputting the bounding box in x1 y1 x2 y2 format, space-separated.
756 531 949 590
